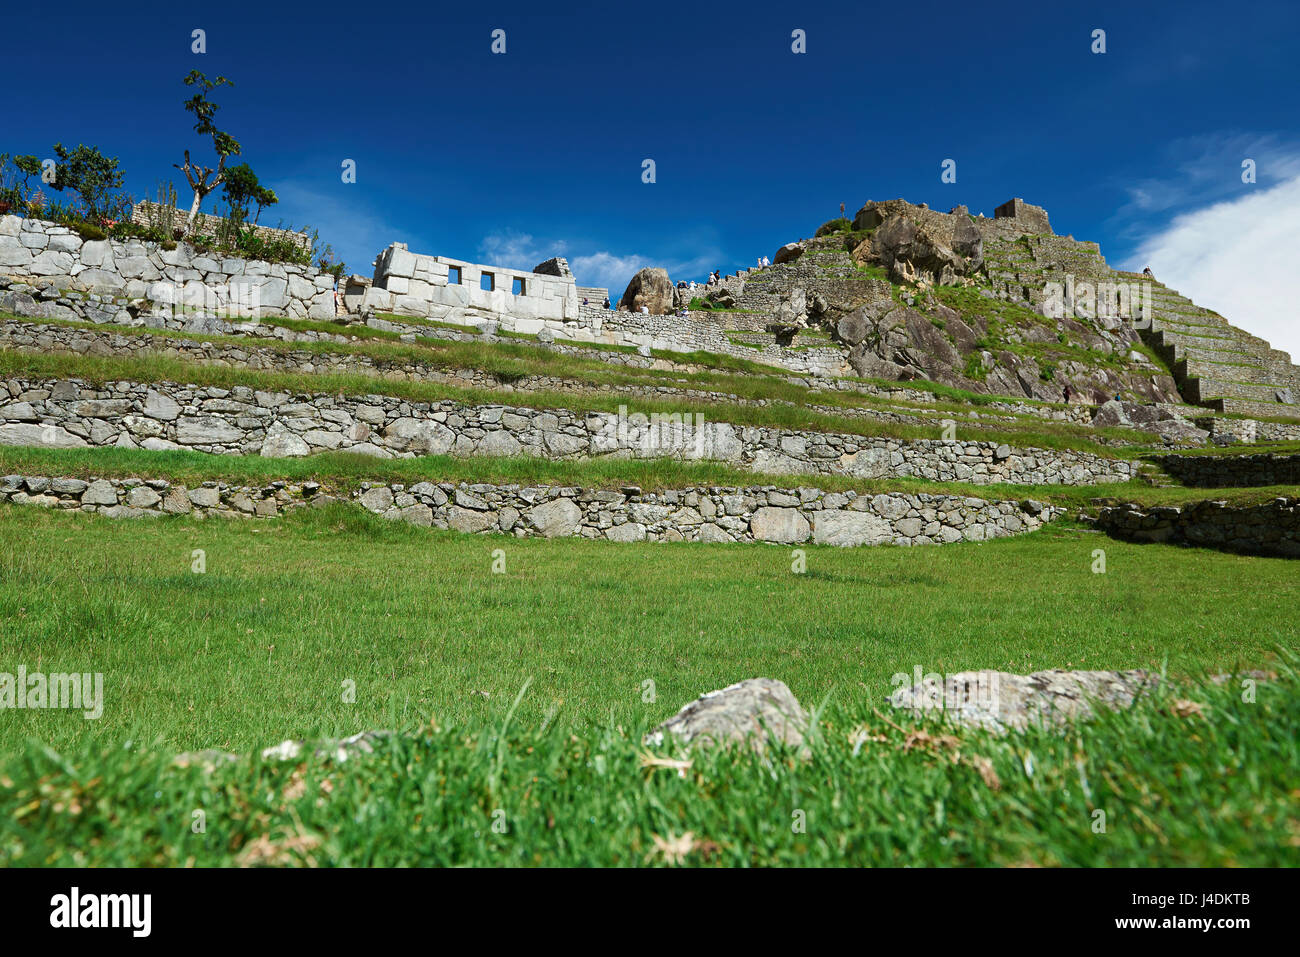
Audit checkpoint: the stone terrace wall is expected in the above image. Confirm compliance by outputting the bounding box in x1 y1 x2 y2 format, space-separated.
0 375 1138 485
0 474 1063 547
1095 499 1300 557
0 215 335 319
0 319 1028 434
0 319 1108 441
1196 415 1300 444
131 201 311 252
1152 453 1300 488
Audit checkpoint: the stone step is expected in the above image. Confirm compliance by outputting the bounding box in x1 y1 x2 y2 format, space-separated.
1175 342 1265 365
1182 357 1278 385
1186 375 1295 404
1213 396 1300 419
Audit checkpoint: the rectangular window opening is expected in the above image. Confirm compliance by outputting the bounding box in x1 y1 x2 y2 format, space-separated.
447 266 462 285
481 272 495 292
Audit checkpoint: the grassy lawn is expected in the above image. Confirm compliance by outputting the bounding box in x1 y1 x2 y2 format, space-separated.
0 504 1292 757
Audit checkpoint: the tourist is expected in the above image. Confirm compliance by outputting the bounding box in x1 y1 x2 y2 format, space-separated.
603 296 611 309
1063 384 1072 404
1142 265 1154 279
582 297 588 306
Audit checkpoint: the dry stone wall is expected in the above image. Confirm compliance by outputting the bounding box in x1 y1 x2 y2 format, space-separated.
0 319 1081 436
0 375 1138 485
131 201 311 252
0 215 336 319
0 474 1063 547
1095 499 1300 557
0 315 1103 434
1152 453 1300 488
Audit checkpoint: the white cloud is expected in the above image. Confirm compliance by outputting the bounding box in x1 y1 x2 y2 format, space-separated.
1109 133 1300 240
478 231 567 270
1126 174 1300 362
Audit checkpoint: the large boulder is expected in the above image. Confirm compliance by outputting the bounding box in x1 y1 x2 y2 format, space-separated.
772 242 804 265
619 267 674 315
644 678 809 751
872 214 967 286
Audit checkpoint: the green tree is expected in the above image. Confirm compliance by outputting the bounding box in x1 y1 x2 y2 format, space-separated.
175 70 241 237
221 163 279 226
48 144 125 220
221 162 259 223
0 153 41 209
251 183 278 224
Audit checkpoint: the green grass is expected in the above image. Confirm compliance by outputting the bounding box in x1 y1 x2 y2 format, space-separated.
1 504 1294 753
0 505 1295 866
4 670 1297 866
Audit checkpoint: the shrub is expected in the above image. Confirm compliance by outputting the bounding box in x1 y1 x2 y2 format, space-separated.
815 217 852 237
71 222 107 241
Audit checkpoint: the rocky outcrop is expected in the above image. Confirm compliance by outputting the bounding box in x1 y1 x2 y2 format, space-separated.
889 669 1160 732
772 242 804 265
619 267 674 315
644 678 809 751
868 212 983 287
1091 400 1209 445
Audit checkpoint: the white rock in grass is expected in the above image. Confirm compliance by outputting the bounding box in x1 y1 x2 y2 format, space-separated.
645 678 809 752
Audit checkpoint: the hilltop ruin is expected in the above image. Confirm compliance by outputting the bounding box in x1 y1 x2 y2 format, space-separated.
2 195 1298 423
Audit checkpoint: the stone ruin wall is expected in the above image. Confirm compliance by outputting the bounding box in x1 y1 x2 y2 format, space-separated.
0 215 335 320
131 201 312 252
0 374 1138 486
1095 498 1300 558
0 473 1065 548
1152 452 1300 488
362 243 582 327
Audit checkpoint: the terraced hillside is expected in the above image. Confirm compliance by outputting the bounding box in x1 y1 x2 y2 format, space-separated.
707 198 1300 425
1 208 1297 869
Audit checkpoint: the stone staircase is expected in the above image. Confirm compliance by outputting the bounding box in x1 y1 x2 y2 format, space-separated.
981 232 1300 421
1133 277 1300 419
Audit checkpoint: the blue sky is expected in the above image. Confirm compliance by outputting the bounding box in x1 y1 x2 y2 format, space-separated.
9 0 1300 354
